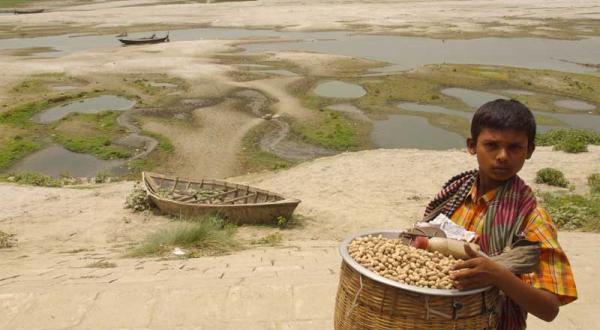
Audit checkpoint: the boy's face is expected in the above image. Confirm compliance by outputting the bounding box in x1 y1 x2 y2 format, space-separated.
467 128 534 185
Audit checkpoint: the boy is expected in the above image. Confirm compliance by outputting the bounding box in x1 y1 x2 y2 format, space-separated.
423 99 577 329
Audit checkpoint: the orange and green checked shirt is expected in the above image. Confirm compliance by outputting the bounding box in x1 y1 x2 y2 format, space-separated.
450 183 578 305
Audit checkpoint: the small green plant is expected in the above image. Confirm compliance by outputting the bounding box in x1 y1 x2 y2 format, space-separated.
85 260 117 268
536 129 600 153
129 215 239 257
252 232 283 246
535 168 569 188
94 171 111 183
588 173 600 195
0 231 16 249
124 182 151 212
1 172 62 187
276 216 289 228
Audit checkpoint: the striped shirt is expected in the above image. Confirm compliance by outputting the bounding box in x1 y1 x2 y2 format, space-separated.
450 183 577 328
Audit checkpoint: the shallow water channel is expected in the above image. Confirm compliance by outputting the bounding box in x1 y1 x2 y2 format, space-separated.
9 145 124 177
3 27 600 158
2 28 600 74
8 95 141 177
437 88 600 132
313 81 366 98
32 95 135 123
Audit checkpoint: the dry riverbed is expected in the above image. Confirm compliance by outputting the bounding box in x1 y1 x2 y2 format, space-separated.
1 1 600 328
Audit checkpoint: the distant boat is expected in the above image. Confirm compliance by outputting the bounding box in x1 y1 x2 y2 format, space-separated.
117 32 170 45
143 172 301 225
14 9 45 14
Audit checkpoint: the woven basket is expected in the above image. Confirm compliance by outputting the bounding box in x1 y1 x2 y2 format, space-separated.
334 230 500 330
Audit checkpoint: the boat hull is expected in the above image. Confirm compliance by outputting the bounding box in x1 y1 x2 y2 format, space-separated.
148 194 300 224
143 172 300 225
118 37 169 45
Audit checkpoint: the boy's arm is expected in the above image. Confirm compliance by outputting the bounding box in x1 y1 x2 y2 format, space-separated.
451 244 560 322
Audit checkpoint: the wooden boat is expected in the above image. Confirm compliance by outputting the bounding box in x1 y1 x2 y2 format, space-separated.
117 33 169 45
14 9 45 14
143 172 301 224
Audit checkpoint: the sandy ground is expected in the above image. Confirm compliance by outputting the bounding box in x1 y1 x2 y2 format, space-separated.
142 99 262 178
3 0 600 37
1 146 599 329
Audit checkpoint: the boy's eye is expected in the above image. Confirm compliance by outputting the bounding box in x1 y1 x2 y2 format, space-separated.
484 142 498 149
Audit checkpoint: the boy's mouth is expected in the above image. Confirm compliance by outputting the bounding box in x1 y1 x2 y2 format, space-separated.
492 166 511 174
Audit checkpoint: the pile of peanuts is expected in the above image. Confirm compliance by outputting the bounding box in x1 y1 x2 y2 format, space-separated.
348 235 459 289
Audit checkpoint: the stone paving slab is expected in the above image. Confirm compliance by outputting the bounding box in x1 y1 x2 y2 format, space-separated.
0 235 597 329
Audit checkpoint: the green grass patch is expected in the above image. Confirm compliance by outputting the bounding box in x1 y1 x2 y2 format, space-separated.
293 110 361 150
0 101 48 128
0 171 61 187
129 216 240 258
0 0 39 8
536 129 600 153
240 121 292 172
535 168 570 188
85 260 117 268
53 112 133 160
58 136 131 159
140 130 174 152
539 191 600 231
0 138 42 170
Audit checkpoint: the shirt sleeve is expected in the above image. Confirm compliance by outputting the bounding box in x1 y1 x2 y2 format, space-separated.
519 206 578 305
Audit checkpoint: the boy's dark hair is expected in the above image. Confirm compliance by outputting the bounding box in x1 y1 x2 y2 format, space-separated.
471 99 536 145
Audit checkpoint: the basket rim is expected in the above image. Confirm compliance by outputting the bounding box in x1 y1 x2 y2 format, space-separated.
339 229 494 297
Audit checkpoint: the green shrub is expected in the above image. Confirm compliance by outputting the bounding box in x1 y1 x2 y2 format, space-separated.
94 171 112 183
124 182 151 212
540 192 600 231
535 168 569 187
588 173 600 195
555 137 588 153
536 129 600 153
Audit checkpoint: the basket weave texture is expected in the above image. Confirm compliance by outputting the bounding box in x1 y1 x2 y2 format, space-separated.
334 261 500 329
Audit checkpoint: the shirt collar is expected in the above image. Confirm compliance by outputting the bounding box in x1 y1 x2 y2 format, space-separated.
467 182 499 205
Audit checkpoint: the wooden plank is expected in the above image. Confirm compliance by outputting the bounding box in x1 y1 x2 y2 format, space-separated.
196 188 238 204
178 195 197 203
216 193 257 205
171 177 179 192
144 174 161 192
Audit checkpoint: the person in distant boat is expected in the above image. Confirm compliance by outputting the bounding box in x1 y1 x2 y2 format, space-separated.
422 99 577 329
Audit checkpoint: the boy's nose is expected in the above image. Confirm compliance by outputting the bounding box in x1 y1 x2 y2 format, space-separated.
496 148 508 162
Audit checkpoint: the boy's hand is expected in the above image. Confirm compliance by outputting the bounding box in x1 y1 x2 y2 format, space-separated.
450 244 507 290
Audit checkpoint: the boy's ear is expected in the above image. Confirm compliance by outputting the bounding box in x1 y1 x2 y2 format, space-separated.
466 137 476 155
526 144 535 159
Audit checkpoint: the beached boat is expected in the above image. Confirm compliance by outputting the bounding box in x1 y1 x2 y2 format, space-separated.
142 172 301 224
117 33 169 45
14 9 45 14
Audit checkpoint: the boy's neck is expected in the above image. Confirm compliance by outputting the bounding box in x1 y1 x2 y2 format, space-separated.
477 175 507 199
